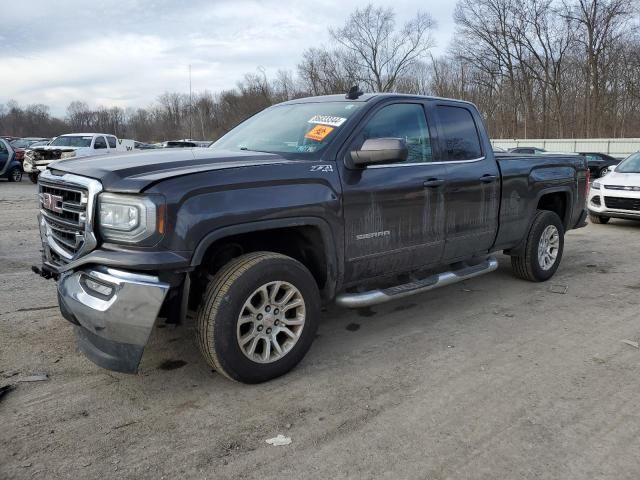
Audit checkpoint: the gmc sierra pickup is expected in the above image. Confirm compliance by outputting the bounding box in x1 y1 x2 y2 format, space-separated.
35 91 589 383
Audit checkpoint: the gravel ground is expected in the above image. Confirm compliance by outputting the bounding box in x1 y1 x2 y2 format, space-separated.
1 179 640 480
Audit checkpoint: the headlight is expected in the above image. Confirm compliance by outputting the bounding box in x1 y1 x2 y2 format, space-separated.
98 193 164 244
592 181 601 189
60 151 76 159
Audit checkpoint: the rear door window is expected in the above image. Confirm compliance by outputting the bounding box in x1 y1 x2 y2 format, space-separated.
436 105 483 161
107 136 117 149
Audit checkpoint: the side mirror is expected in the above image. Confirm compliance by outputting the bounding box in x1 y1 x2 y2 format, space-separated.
350 138 408 167
608 165 616 173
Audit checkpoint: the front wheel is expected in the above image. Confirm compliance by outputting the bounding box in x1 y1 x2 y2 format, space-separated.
7 166 22 182
511 210 565 282
28 172 39 184
599 167 609 178
589 213 610 224
195 252 320 383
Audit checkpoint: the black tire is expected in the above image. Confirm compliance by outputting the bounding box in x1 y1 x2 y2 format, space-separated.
511 210 565 282
7 166 22 183
589 214 610 224
195 252 320 383
599 167 609 178
28 172 39 184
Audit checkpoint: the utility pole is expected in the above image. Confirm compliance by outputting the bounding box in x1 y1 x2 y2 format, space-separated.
189 64 193 140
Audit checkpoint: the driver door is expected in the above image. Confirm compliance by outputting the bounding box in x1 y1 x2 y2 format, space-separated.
340 102 447 283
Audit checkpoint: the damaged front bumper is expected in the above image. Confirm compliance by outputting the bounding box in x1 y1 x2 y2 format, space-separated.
57 267 169 373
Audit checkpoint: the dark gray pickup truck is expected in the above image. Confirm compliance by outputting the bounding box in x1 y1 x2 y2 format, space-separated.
35 91 589 383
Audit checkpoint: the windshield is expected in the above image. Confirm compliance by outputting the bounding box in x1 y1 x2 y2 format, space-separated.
616 153 640 173
210 102 363 156
49 136 93 148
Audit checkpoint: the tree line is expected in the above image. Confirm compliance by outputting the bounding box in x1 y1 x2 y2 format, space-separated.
1 0 638 142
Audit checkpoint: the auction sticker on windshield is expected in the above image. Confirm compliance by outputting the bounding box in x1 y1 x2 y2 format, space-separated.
305 125 334 142
308 115 347 127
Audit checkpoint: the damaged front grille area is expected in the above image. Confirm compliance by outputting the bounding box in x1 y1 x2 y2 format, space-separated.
38 171 102 267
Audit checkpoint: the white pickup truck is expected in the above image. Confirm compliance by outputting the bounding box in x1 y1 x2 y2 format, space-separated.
23 133 134 183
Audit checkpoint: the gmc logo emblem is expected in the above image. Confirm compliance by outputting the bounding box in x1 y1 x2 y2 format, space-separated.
42 193 64 213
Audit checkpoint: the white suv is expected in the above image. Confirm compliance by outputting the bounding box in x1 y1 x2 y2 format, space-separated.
588 152 640 224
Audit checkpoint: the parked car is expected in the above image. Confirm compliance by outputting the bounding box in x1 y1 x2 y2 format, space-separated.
161 140 198 148
10 137 50 149
134 141 160 150
0 138 23 182
588 152 640 224
13 147 25 165
27 140 51 148
508 147 547 154
23 133 135 183
34 91 589 383
579 152 620 178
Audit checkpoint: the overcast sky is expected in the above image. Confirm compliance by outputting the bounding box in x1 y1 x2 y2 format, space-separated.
0 0 456 116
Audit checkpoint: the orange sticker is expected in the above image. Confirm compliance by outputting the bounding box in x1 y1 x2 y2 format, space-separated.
304 124 334 142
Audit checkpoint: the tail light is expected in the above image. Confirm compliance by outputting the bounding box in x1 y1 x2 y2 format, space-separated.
585 168 590 196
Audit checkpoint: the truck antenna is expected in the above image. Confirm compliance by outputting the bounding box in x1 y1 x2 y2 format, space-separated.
189 64 193 141
345 85 364 100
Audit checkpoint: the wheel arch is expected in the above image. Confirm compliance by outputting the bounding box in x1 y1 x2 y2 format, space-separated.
534 187 573 229
505 187 572 257
190 217 341 301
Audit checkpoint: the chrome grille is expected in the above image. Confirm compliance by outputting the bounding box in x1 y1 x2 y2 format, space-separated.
39 181 87 261
38 170 102 267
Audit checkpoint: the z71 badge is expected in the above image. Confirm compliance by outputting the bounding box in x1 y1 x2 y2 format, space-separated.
309 164 334 172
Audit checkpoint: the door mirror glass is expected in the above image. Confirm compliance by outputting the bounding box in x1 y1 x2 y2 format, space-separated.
351 138 408 166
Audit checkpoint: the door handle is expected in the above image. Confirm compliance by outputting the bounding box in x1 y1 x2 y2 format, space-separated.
480 174 497 183
423 178 445 188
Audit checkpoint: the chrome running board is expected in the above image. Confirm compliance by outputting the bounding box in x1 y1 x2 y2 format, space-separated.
335 256 499 309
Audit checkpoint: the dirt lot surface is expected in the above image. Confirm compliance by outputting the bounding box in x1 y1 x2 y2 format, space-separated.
1 179 640 480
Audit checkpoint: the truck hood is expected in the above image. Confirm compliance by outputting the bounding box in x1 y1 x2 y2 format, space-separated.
49 149 301 193
34 145 80 151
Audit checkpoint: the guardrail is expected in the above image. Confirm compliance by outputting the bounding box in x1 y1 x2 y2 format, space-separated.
492 138 640 159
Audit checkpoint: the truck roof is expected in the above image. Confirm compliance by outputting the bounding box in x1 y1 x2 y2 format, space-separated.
281 92 476 107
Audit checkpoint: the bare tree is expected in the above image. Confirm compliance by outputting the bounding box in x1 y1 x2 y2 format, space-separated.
329 4 436 92
562 0 637 136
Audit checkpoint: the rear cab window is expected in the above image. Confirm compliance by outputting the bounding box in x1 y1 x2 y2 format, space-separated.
436 105 483 161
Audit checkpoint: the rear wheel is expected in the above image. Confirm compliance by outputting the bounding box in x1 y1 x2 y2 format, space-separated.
7 166 22 182
28 172 39 184
511 210 565 282
195 252 320 383
599 167 609 178
589 214 610 224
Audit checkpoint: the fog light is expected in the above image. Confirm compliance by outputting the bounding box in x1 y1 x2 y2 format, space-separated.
82 276 114 298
